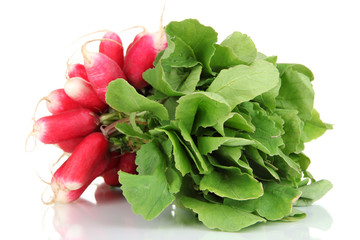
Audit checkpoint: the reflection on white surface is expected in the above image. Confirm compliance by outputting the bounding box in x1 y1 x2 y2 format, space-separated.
49 183 332 240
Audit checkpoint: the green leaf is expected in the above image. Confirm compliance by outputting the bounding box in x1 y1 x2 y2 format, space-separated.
280 208 306 222
199 168 263 200
276 66 314 120
106 79 169 120
214 112 255 136
295 180 333 207
180 196 266 231
207 60 280 109
225 182 302 221
165 164 182 194
212 146 245 169
210 44 244 72
254 80 281 111
119 141 174 220
115 123 151 140
220 31 257 64
155 128 192 176
178 122 213 174
301 108 332 142
175 92 231 134
277 150 302 177
197 136 254 155
244 146 280 181
241 102 284 156
165 19 217 75
277 63 314 81
275 109 304 154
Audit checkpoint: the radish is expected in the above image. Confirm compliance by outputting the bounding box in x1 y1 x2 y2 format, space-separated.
99 31 124 68
123 28 167 89
82 43 127 103
56 136 85 153
50 132 109 203
67 63 89 81
102 152 137 186
34 108 99 144
102 152 121 186
45 89 82 115
64 77 107 113
118 152 137 174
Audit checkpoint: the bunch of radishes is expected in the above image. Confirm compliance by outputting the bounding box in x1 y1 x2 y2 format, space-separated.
30 27 167 203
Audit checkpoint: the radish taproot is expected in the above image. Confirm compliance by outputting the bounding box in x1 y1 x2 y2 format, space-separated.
67 63 89 81
102 152 121 186
118 152 137 174
123 29 167 89
34 108 99 144
82 45 127 103
50 132 109 203
45 89 82 115
102 152 137 186
56 136 85 153
99 31 124 69
64 77 107 113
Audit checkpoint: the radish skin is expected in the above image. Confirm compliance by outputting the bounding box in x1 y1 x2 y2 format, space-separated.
64 77 107 113
35 108 99 144
99 31 124 68
46 89 82 114
82 49 127 103
51 161 107 203
118 152 137 174
123 30 167 89
102 152 137 186
68 63 89 81
51 132 109 203
56 136 85 153
102 152 121 186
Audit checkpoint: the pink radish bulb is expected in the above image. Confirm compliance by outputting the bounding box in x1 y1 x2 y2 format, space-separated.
56 136 85 153
99 31 124 68
123 30 167 89
46 89 82 115
51 160 109 203
68 63 89 81
82 47 127 103
102 168 121 187
102 152 137 186
118 152 137 174
34 108 99 144
102 152 121 186
50 132 109 203
64 77 107 113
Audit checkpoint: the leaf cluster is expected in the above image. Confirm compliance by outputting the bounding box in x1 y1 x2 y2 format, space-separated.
105 19 332 231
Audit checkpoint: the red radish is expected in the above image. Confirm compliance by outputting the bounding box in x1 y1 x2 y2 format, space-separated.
102 152 121 186
123 29 167 89
50 132 109 203
102 152 137 186
34 108 99 144
102 168 121 186
67 63 89 81
64 77 107 113
82 45 127 103
118 152 137 174
51 162 107 203
99 31 124 68
45 89 82 115
56 136 85 153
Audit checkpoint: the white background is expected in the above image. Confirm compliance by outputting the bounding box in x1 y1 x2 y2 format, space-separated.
1 0 359 239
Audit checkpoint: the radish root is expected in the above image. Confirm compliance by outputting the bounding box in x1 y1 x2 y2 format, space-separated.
25 96 50 152
81 38 124 64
